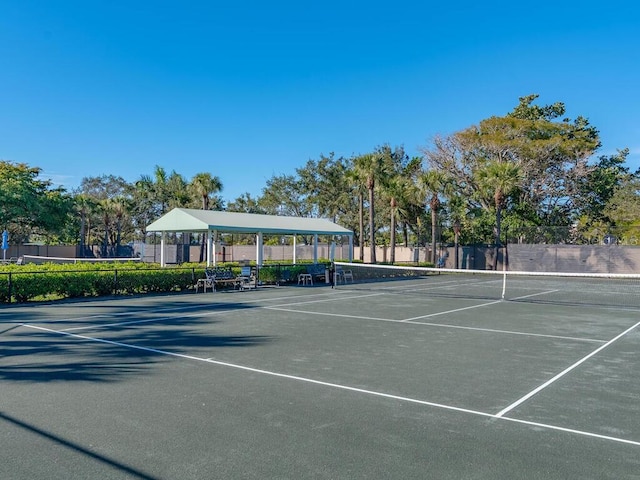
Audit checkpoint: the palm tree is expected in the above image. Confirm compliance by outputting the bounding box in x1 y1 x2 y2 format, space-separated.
382 175 411 264
110 196 130 256
74 194 94 257
353 153 389 263
476 160 521 269
98 199 113 257
417 170 450 264
346 164 367 261
190 172 223 210
189 173 223 261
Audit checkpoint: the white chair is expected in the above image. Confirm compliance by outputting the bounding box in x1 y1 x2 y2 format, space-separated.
335 267 353 284
342 269 353 283
237 266 257 290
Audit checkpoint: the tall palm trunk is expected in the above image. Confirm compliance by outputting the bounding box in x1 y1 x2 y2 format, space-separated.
493 190 503 271
368 180 376 263
358 192 364 261
390 197 397 264
430 195 439 264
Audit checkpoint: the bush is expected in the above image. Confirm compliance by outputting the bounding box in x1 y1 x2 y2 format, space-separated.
0 262 202 303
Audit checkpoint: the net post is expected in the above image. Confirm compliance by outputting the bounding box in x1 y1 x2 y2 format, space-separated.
501 254 507 300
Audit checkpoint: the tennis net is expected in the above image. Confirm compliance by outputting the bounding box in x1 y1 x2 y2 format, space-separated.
22 255 142 265
333 262 640 309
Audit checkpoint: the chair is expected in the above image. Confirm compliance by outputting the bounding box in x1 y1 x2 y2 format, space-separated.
342 269 353 283
277 269 291 286
298 273 313 285
196 268 215 293
335 267 354 284
237 266 257 290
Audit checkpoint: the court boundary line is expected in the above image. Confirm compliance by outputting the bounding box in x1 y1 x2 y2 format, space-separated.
20 323 640 448
495 320 640 417
266 306 606 344
60 291 379 333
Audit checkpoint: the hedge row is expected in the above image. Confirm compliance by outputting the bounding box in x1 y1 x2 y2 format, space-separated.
0 261 328 303
0 263 201 303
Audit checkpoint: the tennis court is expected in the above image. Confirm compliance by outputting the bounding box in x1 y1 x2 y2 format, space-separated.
2 267 640 479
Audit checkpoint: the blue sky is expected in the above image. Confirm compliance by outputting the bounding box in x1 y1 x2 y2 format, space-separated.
2 1 639 204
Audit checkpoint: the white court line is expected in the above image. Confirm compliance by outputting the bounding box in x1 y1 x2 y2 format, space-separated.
510 290 559 301
495 320 640 418
266 306 606 344
401 300 502 321
60 291 374 332
21 323 640 447
40 290 353 332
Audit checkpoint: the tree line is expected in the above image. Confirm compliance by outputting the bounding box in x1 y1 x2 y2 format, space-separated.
2 95 639 263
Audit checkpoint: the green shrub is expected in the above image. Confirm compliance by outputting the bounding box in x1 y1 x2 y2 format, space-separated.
0 263 202 303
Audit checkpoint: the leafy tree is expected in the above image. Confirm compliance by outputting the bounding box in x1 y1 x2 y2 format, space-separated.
576 148 631 224
297 154 354 224
227 193 266 214
603 175 640 228
0 161 74 242
78 175 133 254
423 95 601 243
78 174 129 201
259 174 316 244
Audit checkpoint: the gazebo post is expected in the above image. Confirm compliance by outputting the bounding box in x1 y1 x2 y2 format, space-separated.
293 235 297 264
206 230 213 267
348 235 354 262
212 230 218 267
256 232 264 266
313 234 318 263
160 232 166 267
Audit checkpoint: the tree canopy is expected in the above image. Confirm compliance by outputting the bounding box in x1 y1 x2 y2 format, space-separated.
2 94 637 255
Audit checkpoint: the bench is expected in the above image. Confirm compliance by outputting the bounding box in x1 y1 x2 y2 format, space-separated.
196 267 239 292
212 267 238 290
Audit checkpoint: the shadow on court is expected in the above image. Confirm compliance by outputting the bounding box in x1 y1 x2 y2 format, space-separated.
1 411 160 480
1 318 272 383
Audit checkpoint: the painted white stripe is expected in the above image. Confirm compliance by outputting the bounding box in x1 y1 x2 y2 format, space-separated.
40 290 349 327
266 306 399 324
501 416 640 447
62 291 375 332
495 320 640 417
21 323 640 447
266 306 605 344
401 300 502 321
510 289 559 301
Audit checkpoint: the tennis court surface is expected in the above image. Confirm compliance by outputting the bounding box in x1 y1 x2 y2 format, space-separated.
2 267 640 479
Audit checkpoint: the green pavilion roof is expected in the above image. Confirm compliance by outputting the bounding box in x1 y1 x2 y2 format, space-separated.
146 208 353 236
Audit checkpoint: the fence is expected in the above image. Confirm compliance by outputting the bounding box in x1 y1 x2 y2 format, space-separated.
7 241 640 275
